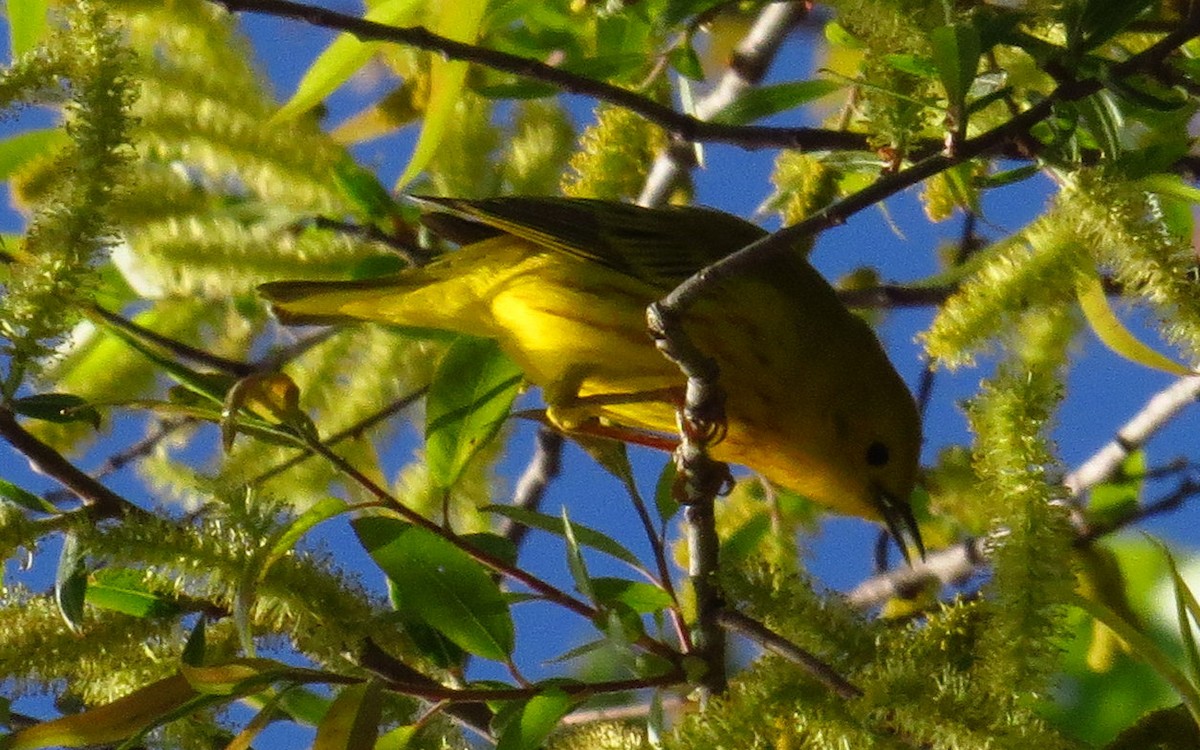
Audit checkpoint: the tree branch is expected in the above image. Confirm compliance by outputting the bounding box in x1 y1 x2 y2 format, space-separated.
0 408 137 519
211 0 869 152
847 375 1200 610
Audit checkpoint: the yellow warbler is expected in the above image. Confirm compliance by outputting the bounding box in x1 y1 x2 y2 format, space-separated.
260 197 923 551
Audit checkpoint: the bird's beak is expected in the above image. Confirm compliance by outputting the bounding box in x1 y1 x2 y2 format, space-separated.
877 488 925 565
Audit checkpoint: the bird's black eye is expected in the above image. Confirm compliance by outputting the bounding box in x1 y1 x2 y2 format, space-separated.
866 441 890 467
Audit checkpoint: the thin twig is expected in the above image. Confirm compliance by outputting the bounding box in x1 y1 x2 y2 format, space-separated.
306 437 683 665
246 386 428 486
0 408 138 519
497 427 562 549
717 609 862 700
213 0 868 152
42 417 189 505
90 305 255 377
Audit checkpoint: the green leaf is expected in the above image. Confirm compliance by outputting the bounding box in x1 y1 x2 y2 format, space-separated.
5 674 199 750
495 689 574 750
85 569 180 619
653 460 679 524
0 128 67 180
929 24 981 110
268 497 351 565
6 0 49 58
562 509 594 602
1073 0 1155 53
824 20 863 49
1161 545 1200 686
314 681 383 750
272 0 425 123
11 393 101 428
1076 272 1194 377
333 158 403 223
1088 450 1143 527
375 725 419 750
182 618 206 667
55 532 87 633
482 505 641 568
395 0 488 189
668 43 704 81
1073 592 1200 729
425 337 522 488
0 477 56 514
355 516 515 660
710 79 843 125
591 577 673 614
883 53 938 79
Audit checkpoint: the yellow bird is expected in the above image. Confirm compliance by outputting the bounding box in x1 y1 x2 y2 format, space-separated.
260 197 923 554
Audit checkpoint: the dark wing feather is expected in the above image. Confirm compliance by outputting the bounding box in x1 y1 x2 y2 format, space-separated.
412 196 768 287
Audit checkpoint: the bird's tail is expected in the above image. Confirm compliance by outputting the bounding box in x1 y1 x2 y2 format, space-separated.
259 270 487 336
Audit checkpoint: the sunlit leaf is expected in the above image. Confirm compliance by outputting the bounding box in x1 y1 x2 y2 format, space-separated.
425 337 522 488
85 569 180 619
0 128 67 179
929 24 981 110
495 688 574 750
6 0 49 58
591 577 673 614
55 532 87 633
482 504 641 567
395 0 488 189
0 477 57 514
355 516 514 660
1073 592 1200 729
1076 272 1194 376
272 0 424 123
5 675 197 750
314 681 383 750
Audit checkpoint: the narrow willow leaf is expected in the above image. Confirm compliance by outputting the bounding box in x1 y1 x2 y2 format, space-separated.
272 0 424 123
355 516 515 660
562 509 594 602
375 724 419 749
425 337 522 489
495 689 574 750
395 0 488 189
6 0 49 58
314 681 383 750
1073 593 1200 729
591 577 673 614
182 618 206 667
268 497 351 564
180 658 330 696
12 393 101 428
5 674 197 750
482 504 641 567
1076 273 1194 376
653 460 679 524
85 569 180 619
1160 544 1200 685
930 24 981 110
0 477 57 514
55 532 87 633
0 128 67 180
1087 450 1144 527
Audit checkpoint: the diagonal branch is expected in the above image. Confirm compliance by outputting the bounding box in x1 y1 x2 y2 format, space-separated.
212 0 868 152
847 375 1200 610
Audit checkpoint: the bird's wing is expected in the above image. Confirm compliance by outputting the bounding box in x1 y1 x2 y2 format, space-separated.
412 196 768 287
